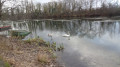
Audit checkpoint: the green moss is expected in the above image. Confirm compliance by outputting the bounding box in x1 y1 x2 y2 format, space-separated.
4 62 11 67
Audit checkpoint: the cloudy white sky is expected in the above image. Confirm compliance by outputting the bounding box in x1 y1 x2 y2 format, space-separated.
4 0 58 8
33 0 120 4
33 0 58 3
3 0 120 8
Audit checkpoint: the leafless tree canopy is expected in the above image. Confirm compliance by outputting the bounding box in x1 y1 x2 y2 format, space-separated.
0 0 120 20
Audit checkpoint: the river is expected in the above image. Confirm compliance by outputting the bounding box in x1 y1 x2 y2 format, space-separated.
10 19 120 67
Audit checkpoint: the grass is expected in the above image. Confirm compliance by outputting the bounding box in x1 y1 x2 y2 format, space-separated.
0 38 9 50
51 42 64 51
1 36 64 66
37 53 50 63
57 44 64 51
51 53 57 59
0 36 60 67
24 38 45 45
24 38 58 64
45 41 50 47
51 42 57 51
24 38 65 51
4 62 11 67
0 56 11 67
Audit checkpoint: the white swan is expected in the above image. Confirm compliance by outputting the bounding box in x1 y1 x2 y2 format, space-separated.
48 34 52 37
62 31 70 37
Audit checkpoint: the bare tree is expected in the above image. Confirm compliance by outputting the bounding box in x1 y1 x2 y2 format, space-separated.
0 0 120 20
0 0 17 20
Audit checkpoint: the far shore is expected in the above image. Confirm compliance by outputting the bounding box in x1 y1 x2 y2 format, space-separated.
0 16 120 22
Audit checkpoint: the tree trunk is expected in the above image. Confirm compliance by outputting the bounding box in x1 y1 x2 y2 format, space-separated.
0 0 2 20
0 8 1 20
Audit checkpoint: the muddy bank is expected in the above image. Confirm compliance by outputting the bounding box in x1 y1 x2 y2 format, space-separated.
0 36 63 67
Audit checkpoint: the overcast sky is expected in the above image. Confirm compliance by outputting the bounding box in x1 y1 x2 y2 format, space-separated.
4 0 120 8
33 0 120 4
33 0 58 3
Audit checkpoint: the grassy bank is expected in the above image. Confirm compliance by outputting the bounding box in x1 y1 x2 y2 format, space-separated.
0 56 11 67
0 36 62 67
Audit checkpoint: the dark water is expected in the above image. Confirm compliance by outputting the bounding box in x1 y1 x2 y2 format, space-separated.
12 20 120 67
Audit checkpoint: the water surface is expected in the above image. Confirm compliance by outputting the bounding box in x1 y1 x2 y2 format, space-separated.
12 20 120 67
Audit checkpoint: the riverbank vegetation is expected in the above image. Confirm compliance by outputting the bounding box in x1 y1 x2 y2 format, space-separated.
0 0 120 20
0 56 11 67
0 36 63 67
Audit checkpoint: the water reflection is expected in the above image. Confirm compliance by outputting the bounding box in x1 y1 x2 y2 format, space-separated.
12 20 120 39
12 20 120 67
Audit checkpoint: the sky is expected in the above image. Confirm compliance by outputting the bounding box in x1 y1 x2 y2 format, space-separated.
33 0 120 4
33 0 58 3
4 0 58 8
3 0 120 8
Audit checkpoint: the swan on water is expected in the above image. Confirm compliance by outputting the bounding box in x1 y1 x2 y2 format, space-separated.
62 31 70 37
48 34 52 37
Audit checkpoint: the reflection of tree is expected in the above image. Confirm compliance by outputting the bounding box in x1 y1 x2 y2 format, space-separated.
13 20 120 39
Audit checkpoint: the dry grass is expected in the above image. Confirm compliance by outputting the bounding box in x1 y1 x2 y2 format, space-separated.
6 58 16 65
0 36 60 67
37 53 50 63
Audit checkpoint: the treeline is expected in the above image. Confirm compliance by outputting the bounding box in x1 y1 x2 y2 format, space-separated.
1 0 120 20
